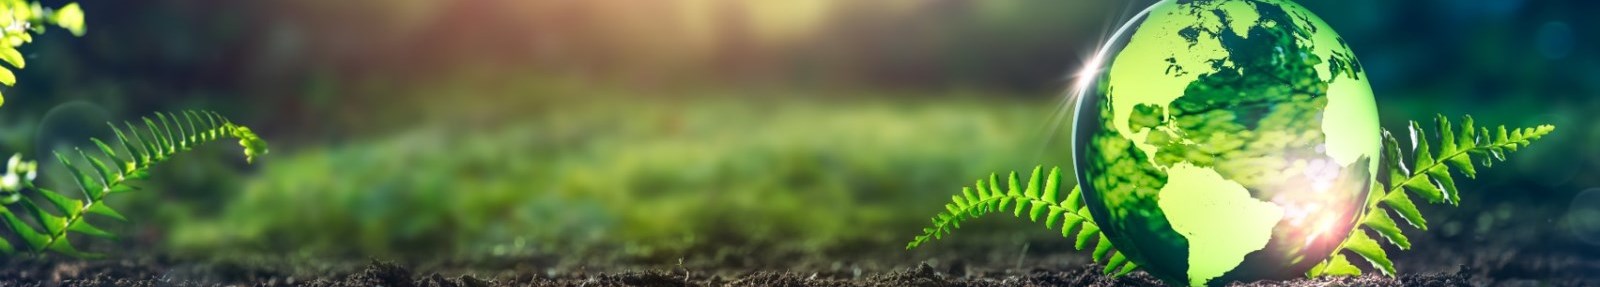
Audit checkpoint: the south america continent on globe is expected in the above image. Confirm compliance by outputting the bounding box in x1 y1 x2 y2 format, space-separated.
1069 0 1381 286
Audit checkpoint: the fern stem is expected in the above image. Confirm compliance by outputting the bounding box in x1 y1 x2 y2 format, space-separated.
909 166 1136 276
1314 117 1554 277
922 193 1097 243
1386 136 1504 203
8 110 267 257
39 127 229 254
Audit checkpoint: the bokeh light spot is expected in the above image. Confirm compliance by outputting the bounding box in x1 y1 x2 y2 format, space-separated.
1568 188 1600 245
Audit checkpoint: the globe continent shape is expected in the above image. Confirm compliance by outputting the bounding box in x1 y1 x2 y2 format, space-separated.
1070 0 1381 286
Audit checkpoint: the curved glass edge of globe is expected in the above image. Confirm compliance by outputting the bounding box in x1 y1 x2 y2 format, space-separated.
1073 0 1381 286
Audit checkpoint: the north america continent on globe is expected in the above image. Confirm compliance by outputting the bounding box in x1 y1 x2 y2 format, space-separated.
1070 0 1381 286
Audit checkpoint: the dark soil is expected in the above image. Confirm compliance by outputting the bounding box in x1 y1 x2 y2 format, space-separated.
4 220 1598 286
0 252 1591 287
3 197 1596 286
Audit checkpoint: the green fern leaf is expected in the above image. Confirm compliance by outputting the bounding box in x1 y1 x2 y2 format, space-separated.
907 166 1136 277
141 117 166 158
1115 261 1139 277
89 138 128 175
1425 164 1458 204
0 210 47 251
1379 189 1426 230
22 199 67 237
0 66 14 86
1028 201 1047 222
1075 224 1098 250
1060 215 1085 237
33 189 81 217
1103 251 1128 274
54 152 102 201
1380 130 1408 191
1407 121 1436 169
66 219 113 239
1399 175 1444 204
1091 233 1110 262
115 122 152 167
84 202 125 221
1361 208 1409 249
1313 114 1553 277
1307 253 1361 277
0 229 10 253
1024 167 1042 199
182 111 202 144
1342 231 1393 276
0 110 266 257
44 236 96 258
1042 168 1061 202
79 149 118 191
1045 206 1064 228
1449 117 1478 178
156 113 179 151
1008 173 1025 216
0 48 24 69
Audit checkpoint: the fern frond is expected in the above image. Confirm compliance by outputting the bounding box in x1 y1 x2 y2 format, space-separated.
907 166 1138 277
0 110 266 257
0 1 86 109
1309 114 1553 277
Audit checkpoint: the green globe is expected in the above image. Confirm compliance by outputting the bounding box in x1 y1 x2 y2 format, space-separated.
1070 0 1380 286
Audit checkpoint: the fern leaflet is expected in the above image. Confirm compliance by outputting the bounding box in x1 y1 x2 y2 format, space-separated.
1308 114 1553 277
0 110 266 256
907 166 1138 276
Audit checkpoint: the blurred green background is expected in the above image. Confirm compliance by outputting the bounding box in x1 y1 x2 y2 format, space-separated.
0 0 1595 268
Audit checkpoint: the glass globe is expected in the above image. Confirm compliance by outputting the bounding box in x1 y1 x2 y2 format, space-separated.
1069 0 1381 285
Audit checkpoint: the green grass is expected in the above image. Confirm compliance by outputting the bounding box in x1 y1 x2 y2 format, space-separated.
166 95 1074 260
